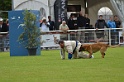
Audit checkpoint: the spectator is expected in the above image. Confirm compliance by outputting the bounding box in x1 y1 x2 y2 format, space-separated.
6 19 9 28
77 11 86 29
0 18 9 51
114 15 121 44
68 14 77 30
107 17 116 32
84 14 91 42
59 21 69 40
77 11 86 42
107 17 116 45
0 18 9 32
95 15 108 42
5 19 9 51
40 17 50 32
114 15 121 31
84 14 90 29
48 16 55 30
40 17 50 50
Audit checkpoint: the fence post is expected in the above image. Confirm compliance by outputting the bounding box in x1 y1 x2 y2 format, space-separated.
68 31 70 40
108 28 111 46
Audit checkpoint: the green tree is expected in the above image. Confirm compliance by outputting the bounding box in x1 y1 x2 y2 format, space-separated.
0 0 12 19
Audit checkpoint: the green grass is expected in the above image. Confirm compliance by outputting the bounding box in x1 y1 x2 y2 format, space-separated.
0 47 124 82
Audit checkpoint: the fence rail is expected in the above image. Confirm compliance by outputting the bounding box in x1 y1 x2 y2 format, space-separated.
41 28 124 48
0 28 124 51
0 32 9 51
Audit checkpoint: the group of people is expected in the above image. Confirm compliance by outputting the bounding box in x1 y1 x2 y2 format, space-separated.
0 18 9 51
40 16 55 32
58 14 121 60
67 12 90 30
39 11 91 32
59 11 91 31
58 11 122 44
95 15 121 44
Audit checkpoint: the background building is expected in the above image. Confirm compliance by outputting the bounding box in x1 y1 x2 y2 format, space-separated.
12 0 124 29
12 0 49 20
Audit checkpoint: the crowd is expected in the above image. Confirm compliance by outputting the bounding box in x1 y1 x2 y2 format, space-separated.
0 18 9 51
0 11 122 51
39 11 121 32
39 11 121 44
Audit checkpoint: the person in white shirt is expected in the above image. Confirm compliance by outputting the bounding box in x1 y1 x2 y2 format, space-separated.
40 17 50 32
59 21 69 40
58 40 94 59
40 17 50 50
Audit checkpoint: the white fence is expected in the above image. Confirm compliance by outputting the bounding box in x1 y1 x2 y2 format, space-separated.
0 28 124 51
41 28 124 48
0 32 9 51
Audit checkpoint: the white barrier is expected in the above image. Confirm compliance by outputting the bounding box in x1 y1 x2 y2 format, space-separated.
1 29 124 50
0 32 9 51
40 28 123 48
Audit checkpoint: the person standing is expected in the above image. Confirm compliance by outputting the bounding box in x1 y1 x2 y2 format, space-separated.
77 11 86 29
40 17 50 50
77 11 86 42
95 15 108 42
84 14 90 29
114 15 121 31
107 17 116 45
107 17 116 31
40 17 50 32
48 16 55 30
59 21 69 40
84 14 91 42
114 15 122 44
6 19 9 28
67 14 77 40
0 18 9 51
68 14 76 30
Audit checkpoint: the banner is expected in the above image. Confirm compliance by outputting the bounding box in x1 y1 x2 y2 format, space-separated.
54 0 68 29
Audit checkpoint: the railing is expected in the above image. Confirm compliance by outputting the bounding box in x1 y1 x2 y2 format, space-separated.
0 32 9 52
41 28 124 48
0 28 124 51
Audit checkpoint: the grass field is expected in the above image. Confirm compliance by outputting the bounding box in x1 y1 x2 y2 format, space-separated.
0 47 124 82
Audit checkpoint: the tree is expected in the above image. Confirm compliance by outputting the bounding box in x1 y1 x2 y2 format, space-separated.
0 0 12 19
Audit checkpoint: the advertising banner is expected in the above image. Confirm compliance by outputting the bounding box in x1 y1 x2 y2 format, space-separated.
54 0 68 29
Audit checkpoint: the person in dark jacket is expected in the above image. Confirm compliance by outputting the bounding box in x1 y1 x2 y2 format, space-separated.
95 15 108 42
114 15 121 44
0 18 9 51
0 19 9 33
48 16 55 30
114 15 121 31
84 14 90 29
68 14 76 30
77 11 86 29
84 14 91 42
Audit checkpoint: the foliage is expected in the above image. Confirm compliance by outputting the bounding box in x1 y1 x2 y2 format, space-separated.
0 0 12 18
18 10 41 49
